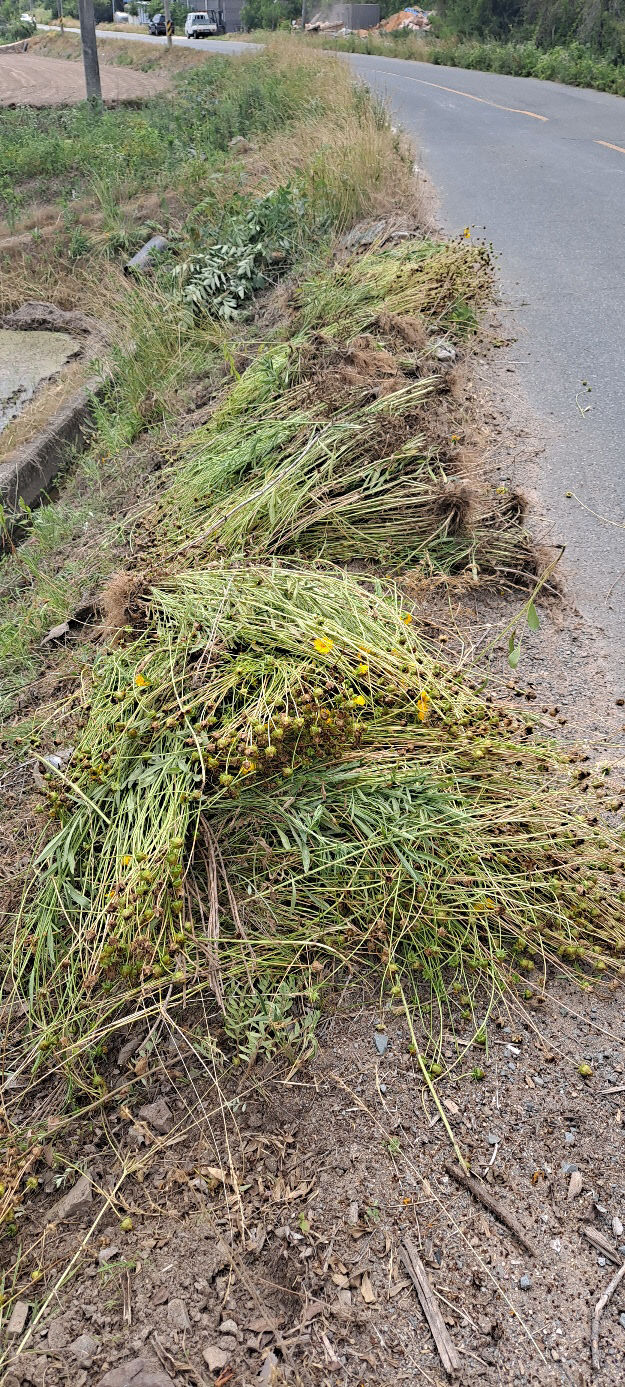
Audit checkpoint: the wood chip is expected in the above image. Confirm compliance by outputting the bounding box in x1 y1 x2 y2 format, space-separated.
567 1170 584 1200
581 1225 621 1266
359 1272 376 1304
400 1235 460 1376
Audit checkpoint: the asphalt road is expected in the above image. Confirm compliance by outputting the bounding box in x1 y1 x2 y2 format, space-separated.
36 23 255 54
346 54 625 676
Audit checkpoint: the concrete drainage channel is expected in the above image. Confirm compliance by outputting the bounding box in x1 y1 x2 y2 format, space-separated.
0 302 107 522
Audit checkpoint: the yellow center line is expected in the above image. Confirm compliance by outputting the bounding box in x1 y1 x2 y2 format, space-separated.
375 67 548 122
595 138 625 156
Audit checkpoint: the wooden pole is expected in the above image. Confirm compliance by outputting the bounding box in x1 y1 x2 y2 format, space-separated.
78 0 102 102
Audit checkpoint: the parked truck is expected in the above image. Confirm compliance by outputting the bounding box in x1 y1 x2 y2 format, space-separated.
184 9 225 36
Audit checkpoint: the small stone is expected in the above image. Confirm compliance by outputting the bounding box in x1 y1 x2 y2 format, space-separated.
374 1033 388 1056
218 1335 237 1353
7 1300 29 1337
97 1359 175 1387
562 1162 578 1175
598 1256 607 1266
98 1246 120 1266
564 1131 576 1145
613 1216 624 1238
47 1317 69 1350
487 1133 499 1146
48 1173 92 1223
435 341 457 363
137 1098 172 1134
550 1238 561 1253
519 1275 531 1291
203 1346 229 1372
619 1313 625 1330
219 1319 239 1336
167 1298 191 1332
69 1334 99 1366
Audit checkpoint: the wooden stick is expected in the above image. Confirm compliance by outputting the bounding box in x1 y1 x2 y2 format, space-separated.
444 1161 537 1257
591 1260 625 1371
581 1224 621 1266
400 1235 460 1377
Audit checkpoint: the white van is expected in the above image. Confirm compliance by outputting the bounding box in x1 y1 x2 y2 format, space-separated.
184 10 225 36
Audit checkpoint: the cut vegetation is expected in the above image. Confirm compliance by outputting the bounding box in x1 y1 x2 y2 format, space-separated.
1 34 624 1387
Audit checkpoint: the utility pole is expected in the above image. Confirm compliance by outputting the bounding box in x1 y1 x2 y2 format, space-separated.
78 0 102 102
58 0 64 33
164 0 173 47
301 0 306 27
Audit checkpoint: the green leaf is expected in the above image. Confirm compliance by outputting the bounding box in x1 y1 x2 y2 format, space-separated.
508 643 521 669
526 600 540 632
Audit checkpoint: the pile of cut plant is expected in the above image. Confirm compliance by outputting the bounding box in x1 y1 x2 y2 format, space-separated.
2 47 625 1373
4 229 625 1132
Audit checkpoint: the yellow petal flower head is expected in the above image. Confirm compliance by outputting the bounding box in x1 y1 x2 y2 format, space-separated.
134 673 148 688
357 663 369 675
313 636 334 655
401 613 413 625
416 691 430 723
352 694 366 707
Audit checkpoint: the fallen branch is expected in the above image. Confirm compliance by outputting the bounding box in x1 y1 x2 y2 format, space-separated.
444 1162 537 1257
591 1260 625 1371
400 1235 460 1377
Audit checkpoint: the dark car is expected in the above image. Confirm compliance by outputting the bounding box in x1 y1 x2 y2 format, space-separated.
148 12 167 33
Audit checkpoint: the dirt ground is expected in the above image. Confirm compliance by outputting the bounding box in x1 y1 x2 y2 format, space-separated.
0 52 169 107
3 975 625 1387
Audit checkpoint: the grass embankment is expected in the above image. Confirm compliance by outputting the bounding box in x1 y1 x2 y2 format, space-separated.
2 37 625 1270
306 29 625 98
29 28 208 71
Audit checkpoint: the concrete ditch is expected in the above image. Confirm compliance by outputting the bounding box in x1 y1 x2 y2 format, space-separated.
0 302 107 521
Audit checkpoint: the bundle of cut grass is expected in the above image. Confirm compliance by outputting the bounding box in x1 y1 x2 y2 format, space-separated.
7 564 625 1095
294 237 494 339
163 385 521 574
151 328 528 578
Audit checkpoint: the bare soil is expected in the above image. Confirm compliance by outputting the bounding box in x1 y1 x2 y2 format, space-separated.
3 976 625 1387
0 52 170 108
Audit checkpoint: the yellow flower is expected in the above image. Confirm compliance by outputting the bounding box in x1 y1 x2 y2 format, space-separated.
401 613 413 625
416 690 430 723
451 434 459 444
240 759 256 775
122 855 132 866
463 226 471 238
134 673 148 688
313 636 334 655
357 663 369 675
352 694 366 707
358 646 371 655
